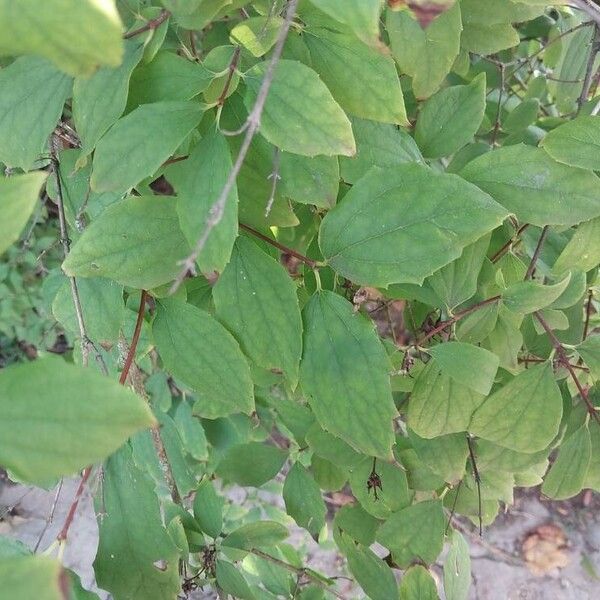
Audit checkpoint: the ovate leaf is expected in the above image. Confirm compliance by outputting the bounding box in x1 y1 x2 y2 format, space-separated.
222 521 288 551
387 2 462 99
469 363 562 453
461 144 600 226
153 299 254 418
215 560 255 600
552 216 600 275
415 74 486 158
444 530 471 600
300 291 396 458
216 442 287 487
0 57 71 171
0 172 47 256
376 500 445 567
0 358 154 485
541 115 600 171
91 101 204 194
94 446 180 600
319 164 507 287
213 236 303 387
0 556 64 600
63 196 190 289
230 16 283 57
542 424 592 500
427 342 499 395
73 39 145 156
0 0 123 76
244 60 355 157
193 479 223 539
283 462 326 539
167 131 238 274
399 565 439 600
577 336 600 381
502 274 571 314
305 27 407 125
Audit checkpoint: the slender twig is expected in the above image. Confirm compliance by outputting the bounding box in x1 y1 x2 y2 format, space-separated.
524 225 549 280
170 0 300 294
572 0 600 27
518 356 589 371
50 137 108 375
34 479 64 551
56 467 92 542
418 295 502 345
123 9 170 39
445 479 463 535
490 223 529 263
577 25 600 113
119 290 148 385
466 435 483 537
239 222 318 268
265 147 281 217
583 289 595 340
216 46 241 107
535 312 600 425
249 548 345 599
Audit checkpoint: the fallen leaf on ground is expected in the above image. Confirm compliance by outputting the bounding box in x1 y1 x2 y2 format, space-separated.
522 524 569 575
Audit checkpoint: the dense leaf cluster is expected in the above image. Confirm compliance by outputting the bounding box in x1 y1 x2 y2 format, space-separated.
1 0 600 598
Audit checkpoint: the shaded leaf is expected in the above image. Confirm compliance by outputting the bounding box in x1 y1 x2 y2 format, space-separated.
216 442 287 487
283 462 326 539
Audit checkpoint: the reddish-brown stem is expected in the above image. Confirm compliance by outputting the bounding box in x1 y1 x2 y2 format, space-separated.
490 223 529 263
418 295 502 345
56 467 91 542
120 290 148 385
524 225 549 279
217 46 241 107
535 312 600 426
58 290 149 545
583 289 594 340
123 9 170 39
519 356 589 372
239 222 318 269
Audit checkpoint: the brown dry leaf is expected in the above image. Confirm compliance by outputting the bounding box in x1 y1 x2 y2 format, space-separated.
522 524 570 575
387 0 456 27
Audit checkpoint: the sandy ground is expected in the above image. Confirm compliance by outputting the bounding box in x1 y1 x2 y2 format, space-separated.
2 479 600 599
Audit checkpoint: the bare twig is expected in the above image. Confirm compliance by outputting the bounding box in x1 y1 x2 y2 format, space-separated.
577 24 600 113
265 147 281 217
119 290 148 385
249 548 345 599
524 225 549 280
490 223 529 264
583 289 595 340
170 0 300 294
123 9 170 39
572 0 600 27
216 46 241 107
56 467 92 542
491 64 505 146
34 479 64 551
466 435 483 537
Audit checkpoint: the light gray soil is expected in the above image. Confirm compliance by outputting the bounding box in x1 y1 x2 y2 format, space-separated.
2 479 600 599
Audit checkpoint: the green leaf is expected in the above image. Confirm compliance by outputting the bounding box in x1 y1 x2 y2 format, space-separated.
230 16 283 57
63 196 191 289
461 144 600 226
339 117 423 184
502 274 571 314
553 216 600 275
308 0 383 46
193 479 223 538
299 291 396 458
320 164 507 287
408 431 468 484
52 277 124 346
213 236 302 387
0 357 154 484
0 172 47 256
216 442 287 487
339 534 398 600
216 560 255 600
153 299 254 418
399 565 439 600
279 152 339 208
283 462 326 539
167 131 238 274
244 60 355 157
0 56 71 171
415 74 486 158
305 424 362 468
455 302 499 344
304 27 407 125
541 115 600 170
222 521 289 550
542 424 592 500
333 504 379 547
91 101 204 194
0 0 123 76
407 360 485 438
349 456 410 519
73 39 145 156
469 363 562 453
0 556 64 600
482 305 523 372
444 530 471 600
376 500 445 567
427 342 499 395
504 98 540 133
387 1 462 99
583 424 600 491
127 51 212 108
577 336 600 381
427 235 490 309
94 446 180 600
